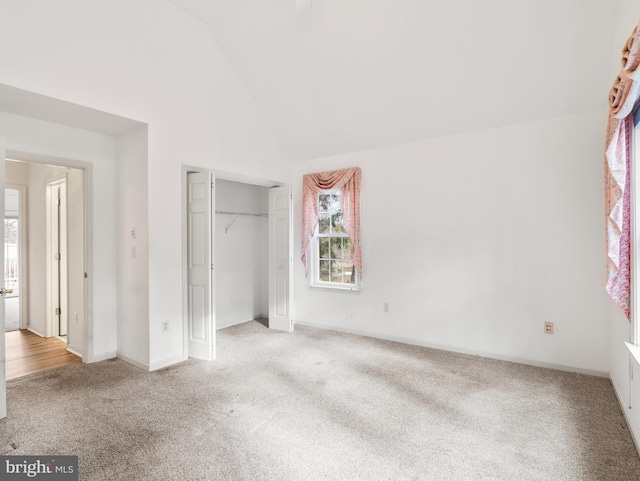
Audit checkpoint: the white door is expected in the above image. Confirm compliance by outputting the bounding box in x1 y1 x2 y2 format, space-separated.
187 172 215 360
47 179 68 338
0 139 7 419
268 186 293 332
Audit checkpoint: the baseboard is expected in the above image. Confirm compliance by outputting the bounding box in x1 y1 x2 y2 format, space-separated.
216 318 250 330
149 354 187 372
117 353 149 371
610 372 640 456
26 326 45 337
217 317 267 330
295 321 610 378
87 351 117 363
66 345 83 359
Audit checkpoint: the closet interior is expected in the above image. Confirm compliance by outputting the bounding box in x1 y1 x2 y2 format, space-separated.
214 179 269 330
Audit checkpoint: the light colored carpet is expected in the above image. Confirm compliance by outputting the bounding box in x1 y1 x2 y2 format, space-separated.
0 321 639 481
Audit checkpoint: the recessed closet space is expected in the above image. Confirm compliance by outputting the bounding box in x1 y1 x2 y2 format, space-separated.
215 179 269 330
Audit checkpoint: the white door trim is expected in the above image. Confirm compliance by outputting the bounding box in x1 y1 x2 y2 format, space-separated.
214 170 282 189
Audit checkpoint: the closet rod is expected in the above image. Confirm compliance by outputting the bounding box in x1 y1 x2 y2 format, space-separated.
215 210 268 217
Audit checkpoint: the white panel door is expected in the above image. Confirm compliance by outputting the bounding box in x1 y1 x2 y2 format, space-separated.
268 186 293 332
0 139 7 419
47 180 68 338
187 172 214 360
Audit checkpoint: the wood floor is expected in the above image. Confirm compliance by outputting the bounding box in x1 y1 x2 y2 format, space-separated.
5 330 82 380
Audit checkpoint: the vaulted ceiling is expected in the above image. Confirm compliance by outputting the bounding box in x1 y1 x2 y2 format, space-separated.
165 0 620 161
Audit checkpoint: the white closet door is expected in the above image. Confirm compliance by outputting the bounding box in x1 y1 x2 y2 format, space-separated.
187 172 214 360
268 186 293 332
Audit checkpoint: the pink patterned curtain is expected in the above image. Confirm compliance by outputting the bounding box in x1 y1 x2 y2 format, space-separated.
301 167 362 276
605 22 640 320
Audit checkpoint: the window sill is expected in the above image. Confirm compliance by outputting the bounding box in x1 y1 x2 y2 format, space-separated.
309 283 363 292
626 342 640 366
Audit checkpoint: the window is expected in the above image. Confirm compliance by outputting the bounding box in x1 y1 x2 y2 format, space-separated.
315 192 357 287
301 167 362 288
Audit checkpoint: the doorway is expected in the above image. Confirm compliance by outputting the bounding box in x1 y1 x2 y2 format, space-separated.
214 179 269 330
183 168 293 362
4 159 86 358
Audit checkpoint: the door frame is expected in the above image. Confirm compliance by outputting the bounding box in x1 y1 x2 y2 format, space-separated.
6 151 91 361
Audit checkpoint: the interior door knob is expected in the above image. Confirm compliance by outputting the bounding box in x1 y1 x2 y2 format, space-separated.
0 288 13 297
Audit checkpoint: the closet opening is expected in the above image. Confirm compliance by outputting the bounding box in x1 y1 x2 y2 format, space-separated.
214 179 270 331
183 167 292 362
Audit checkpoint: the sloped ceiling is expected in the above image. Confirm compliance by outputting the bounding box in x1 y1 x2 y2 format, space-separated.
166 0 619 161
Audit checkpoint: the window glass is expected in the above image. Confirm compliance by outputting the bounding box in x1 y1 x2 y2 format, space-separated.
315 192 356 286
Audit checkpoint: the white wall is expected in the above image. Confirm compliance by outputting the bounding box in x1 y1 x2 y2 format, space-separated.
116 126 149 368
0 0 289 370
215 179 269 329
292 109 611 374
0 111 117 361
6 161 28 185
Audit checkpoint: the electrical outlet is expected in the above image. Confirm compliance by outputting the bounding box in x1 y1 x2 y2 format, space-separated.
383 302 389 313
544 322 554 334
162 321 169 332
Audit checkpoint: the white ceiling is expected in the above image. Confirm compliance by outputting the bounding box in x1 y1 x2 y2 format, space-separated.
166 0 620 161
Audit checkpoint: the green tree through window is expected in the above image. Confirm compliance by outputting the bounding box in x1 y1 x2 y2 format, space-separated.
317 193 355 285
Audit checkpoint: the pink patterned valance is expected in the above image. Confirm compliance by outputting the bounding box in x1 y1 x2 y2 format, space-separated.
610 23 640 119
301 167 362 276
605 21 640 320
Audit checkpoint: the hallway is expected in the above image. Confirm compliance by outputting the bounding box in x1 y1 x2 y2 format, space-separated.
5 330 81 380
